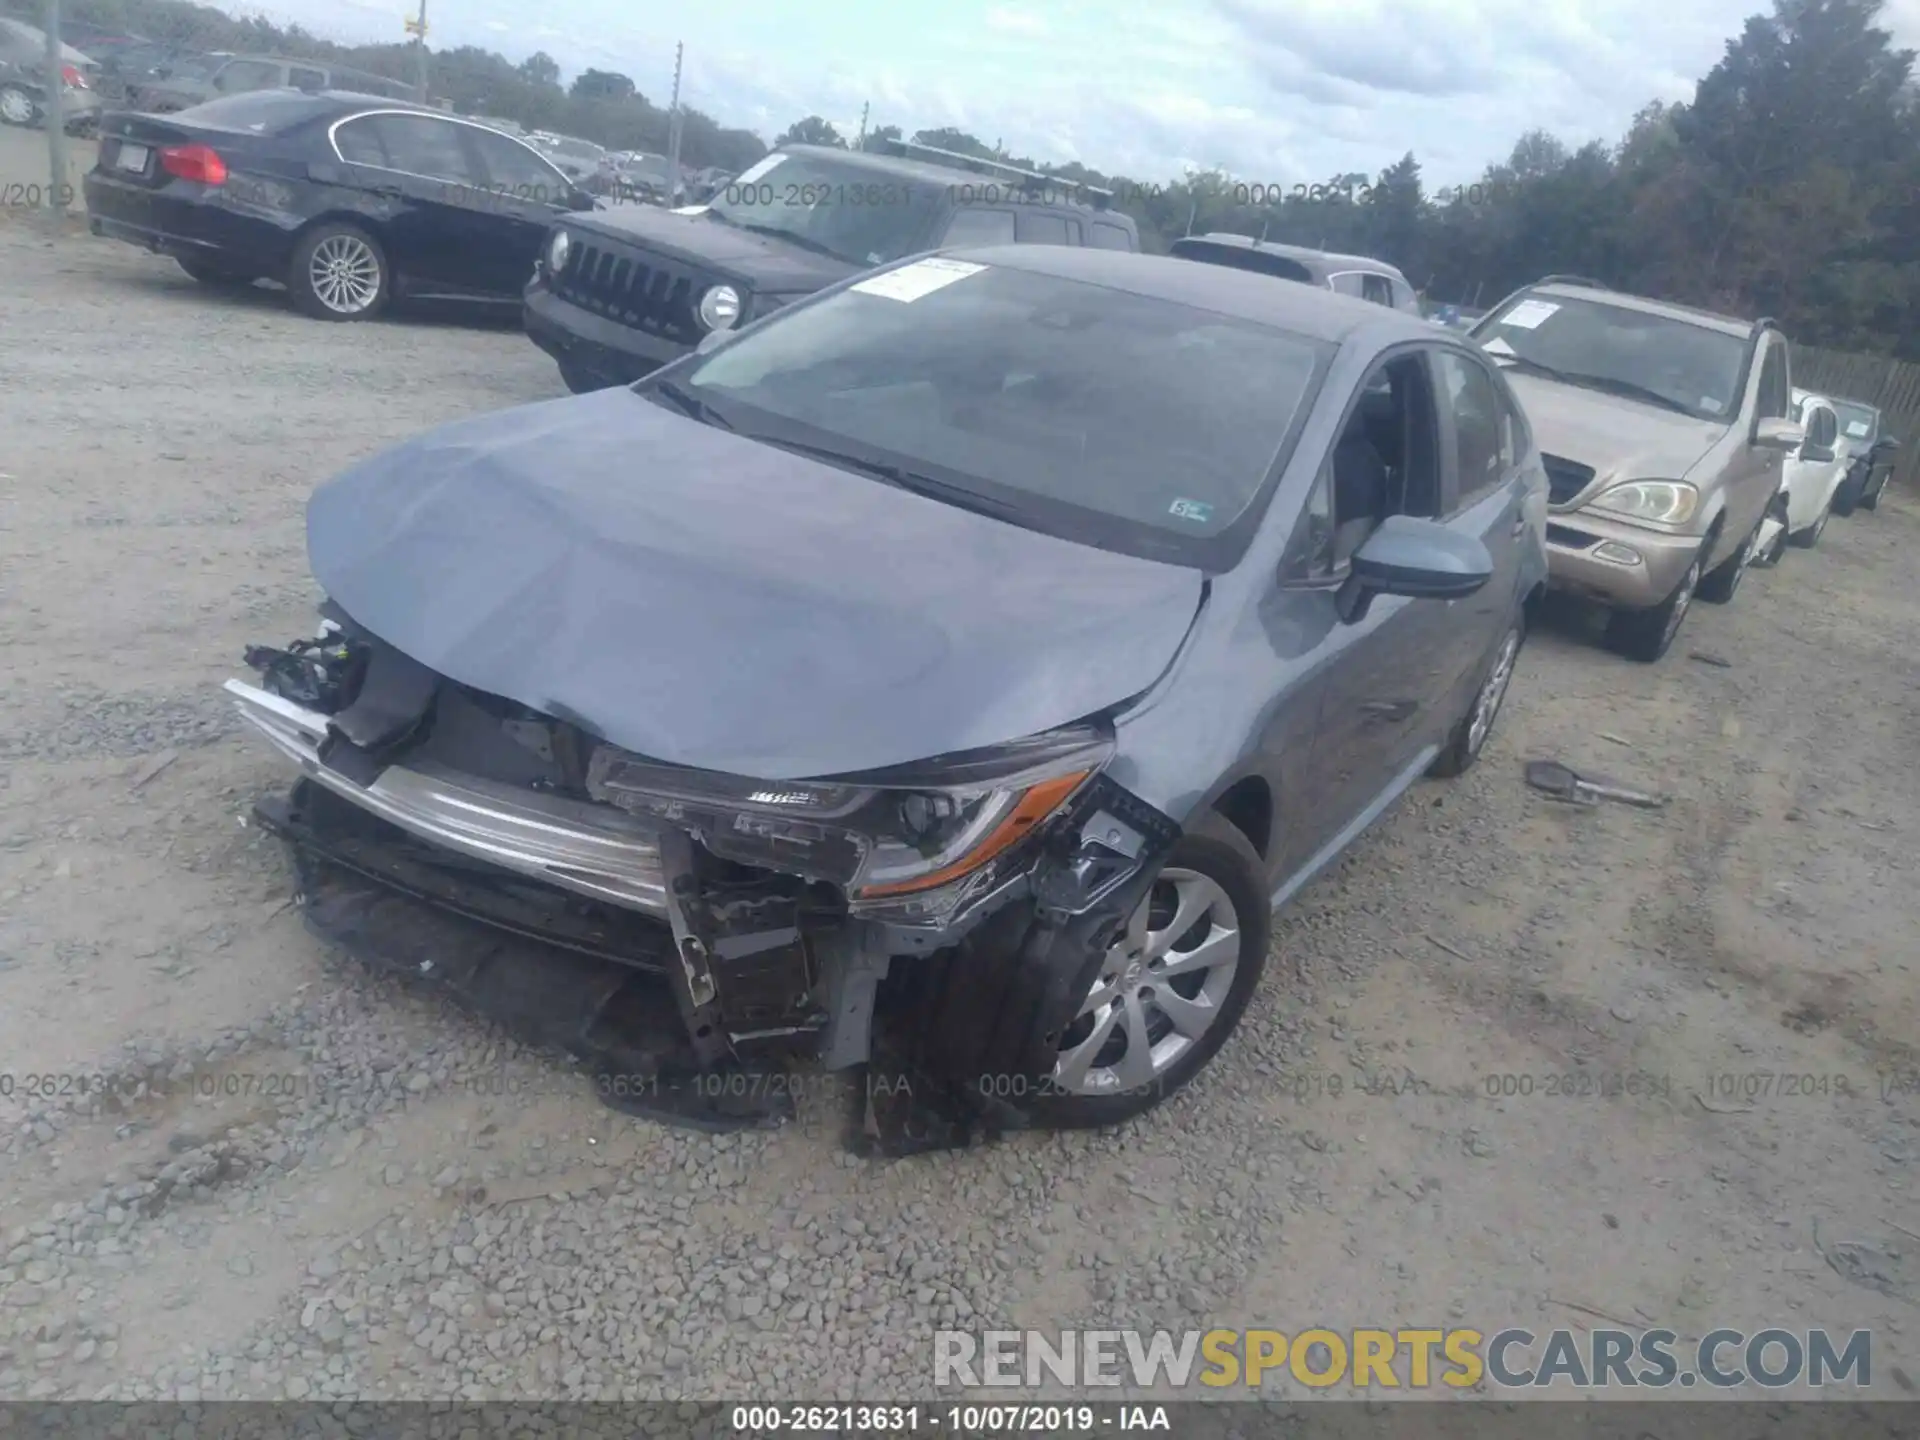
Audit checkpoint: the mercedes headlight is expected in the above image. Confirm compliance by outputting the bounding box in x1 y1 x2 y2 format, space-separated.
585 727 1111 926
697 283 741 330
546 227 571 273
1587 479 1700 527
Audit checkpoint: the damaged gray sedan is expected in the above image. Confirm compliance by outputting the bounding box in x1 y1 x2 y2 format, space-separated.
227 245 1548 1153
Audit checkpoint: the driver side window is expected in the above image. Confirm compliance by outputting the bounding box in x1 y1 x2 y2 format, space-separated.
1291 353 1443 581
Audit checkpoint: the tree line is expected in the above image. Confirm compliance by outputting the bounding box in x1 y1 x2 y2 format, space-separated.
20 0 1920 356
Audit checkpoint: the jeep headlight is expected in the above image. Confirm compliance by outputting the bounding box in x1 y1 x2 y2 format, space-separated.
1587 479 1699 527
546 227 571 273
697 284 741 330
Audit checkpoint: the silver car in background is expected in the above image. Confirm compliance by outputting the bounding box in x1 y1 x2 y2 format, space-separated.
0 17 102 134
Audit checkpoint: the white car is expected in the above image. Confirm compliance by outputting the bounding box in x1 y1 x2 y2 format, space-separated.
1756 388 1850 562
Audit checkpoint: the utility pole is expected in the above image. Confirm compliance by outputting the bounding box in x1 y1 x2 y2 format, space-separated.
43 0 68 216
406 0 428 103
856 101 868 150
663 41 683 202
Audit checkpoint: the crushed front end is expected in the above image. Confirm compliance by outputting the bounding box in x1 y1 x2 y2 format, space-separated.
229 608 1179 1154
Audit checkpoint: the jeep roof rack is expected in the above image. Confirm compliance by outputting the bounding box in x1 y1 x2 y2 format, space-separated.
878 138 1114 207
1537 274 1611 290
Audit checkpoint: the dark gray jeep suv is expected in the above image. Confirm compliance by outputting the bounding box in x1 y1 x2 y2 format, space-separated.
523 140 1141 394
227 247 1547 1152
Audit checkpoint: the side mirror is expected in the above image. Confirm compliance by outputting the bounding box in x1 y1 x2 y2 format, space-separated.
1336 515 1493 624
1878 436 1902 454
1799 442 1836 464
1753 417 1805 452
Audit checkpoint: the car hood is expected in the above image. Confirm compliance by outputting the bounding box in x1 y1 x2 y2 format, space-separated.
1502 371 1729 487
568 205 855 292
305 389 1205 780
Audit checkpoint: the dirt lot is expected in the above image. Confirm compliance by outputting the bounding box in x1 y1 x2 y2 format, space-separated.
3 181 1919 1405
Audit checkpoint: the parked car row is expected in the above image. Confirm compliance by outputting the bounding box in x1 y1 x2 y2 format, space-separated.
67 80 1893 1150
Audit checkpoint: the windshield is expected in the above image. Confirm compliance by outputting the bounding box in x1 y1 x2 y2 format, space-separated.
1474 291 1747 422
1834 400 1879 443
704 151 941 267
675 258 1330 568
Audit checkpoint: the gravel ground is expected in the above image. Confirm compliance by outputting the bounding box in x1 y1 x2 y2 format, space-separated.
3 184 1920 1405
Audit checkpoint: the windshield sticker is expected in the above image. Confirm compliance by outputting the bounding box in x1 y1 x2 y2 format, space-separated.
1846 420 1871 437
1700 396 1725 413
1481 336 1517 357
1168 498 1214 524
1500 299 1560 330
851 257 986 303
731 154 787 186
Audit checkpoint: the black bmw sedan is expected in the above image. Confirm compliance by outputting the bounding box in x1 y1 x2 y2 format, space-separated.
83 89 597 320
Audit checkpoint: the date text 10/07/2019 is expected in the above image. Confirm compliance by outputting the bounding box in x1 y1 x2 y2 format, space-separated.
728 1404 1171 1433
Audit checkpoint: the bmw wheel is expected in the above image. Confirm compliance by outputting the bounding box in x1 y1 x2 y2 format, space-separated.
289 222 390 321
1033 813 1268 1128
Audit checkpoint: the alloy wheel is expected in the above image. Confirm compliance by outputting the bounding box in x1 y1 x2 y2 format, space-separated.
1467 626 1522 757
1051 868 1241 1097
0 87 34 125
1662 555 1701 649
307 234 382 315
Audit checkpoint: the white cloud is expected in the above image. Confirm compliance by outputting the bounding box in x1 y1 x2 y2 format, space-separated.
984 7 1049 35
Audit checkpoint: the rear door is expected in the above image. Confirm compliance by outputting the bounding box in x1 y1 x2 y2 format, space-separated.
210 57 285 95
328 110 491 296
1432 347 1530 693
1013 209 1080 246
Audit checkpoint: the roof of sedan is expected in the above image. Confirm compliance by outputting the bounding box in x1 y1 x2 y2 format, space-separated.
938 244 1439 344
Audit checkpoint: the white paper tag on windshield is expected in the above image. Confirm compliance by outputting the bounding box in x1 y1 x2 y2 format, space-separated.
1501 299 1559 330
852 257 986 303
1846 420 1871 437
1481 336 1516 357
732 154 787 185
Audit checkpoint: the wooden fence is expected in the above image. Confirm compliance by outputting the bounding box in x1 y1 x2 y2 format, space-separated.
1788 344 1920 494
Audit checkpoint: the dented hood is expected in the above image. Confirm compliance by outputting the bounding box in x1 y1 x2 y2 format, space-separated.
305 389 1205 780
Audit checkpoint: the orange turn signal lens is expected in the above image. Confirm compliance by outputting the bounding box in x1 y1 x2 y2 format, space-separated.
853 771 1089 899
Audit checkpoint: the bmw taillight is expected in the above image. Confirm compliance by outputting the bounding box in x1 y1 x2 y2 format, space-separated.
61 64 88 89
159 143 227 185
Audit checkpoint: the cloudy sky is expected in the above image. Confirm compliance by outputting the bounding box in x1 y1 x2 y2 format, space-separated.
260 0 1920 185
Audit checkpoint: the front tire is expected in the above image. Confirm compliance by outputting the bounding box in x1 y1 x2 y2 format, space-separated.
289 223 389 321
1605 544 1703 663
1697 517 1760 603
1429 610 1524 778
1789 501 1830 549
1032 813 1268 1129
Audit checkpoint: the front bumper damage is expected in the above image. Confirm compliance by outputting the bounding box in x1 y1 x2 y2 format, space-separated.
227 622 1178 1156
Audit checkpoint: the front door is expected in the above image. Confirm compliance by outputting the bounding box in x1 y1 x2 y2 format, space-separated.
463 125 582 298
1272 349 1460 870
329 112 498 297
1725 335 1792 545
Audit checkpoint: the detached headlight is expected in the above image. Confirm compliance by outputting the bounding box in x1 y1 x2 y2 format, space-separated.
546 228 572 273
585 728 1110 924
1587 479 1700 527
697 283 741 330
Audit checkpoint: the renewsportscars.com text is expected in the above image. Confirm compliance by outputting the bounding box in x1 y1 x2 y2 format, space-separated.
934 1327 1872 1390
